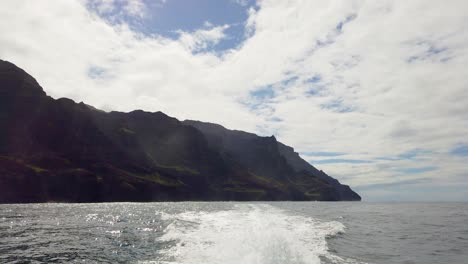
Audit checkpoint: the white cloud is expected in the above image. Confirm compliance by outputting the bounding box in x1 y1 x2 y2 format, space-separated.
0 0 467 200
233 0 250 7
178 24 230 52
86 0 148 18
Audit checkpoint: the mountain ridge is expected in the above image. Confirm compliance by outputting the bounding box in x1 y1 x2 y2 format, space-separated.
0 59 360 202
183 120 361 201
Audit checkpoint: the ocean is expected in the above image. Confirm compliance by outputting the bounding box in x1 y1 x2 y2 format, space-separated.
0 202 467 263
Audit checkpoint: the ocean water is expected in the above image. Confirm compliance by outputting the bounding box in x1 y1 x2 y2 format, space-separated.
0 202 467 264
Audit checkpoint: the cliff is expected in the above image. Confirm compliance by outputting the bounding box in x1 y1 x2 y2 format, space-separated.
0 60 360 202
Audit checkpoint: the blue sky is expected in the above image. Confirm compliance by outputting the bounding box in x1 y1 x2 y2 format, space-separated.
144 0 255 51
1 0 467 201
85 0 258 53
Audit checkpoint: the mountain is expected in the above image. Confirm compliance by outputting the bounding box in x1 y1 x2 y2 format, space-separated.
0 60 361 203
183 121 361 201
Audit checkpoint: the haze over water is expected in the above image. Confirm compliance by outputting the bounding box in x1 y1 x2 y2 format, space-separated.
1 202 467 263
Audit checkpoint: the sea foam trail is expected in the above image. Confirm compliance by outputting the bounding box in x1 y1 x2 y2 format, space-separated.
154 204 360 264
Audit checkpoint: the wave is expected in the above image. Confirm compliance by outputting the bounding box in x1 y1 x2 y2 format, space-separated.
150 204 363 264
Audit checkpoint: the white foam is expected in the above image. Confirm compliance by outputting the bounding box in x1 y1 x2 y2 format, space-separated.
155 204 361 264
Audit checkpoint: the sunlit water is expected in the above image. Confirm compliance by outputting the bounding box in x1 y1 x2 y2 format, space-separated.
0 202 467 263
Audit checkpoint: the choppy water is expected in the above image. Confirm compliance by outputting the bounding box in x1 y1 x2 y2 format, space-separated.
0 202 467 264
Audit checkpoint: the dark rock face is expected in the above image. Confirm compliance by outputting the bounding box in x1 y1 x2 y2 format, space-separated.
183 121 361 201
0 60 361 203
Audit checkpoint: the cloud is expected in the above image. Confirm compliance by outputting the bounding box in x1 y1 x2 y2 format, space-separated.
87 0 148 18
301 152 345 157
395 166 438 174
177 24 230 53
311 159 372 164
356 178 432 191
233 0 251 7
0 0 467 201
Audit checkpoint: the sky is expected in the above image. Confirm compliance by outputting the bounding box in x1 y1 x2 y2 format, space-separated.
1 0 467 201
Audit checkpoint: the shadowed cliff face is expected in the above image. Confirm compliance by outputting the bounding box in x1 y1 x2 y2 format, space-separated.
183 121 361 201
0 60 360 203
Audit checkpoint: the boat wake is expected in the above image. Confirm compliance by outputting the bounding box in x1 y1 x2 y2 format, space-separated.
152 204 363 264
